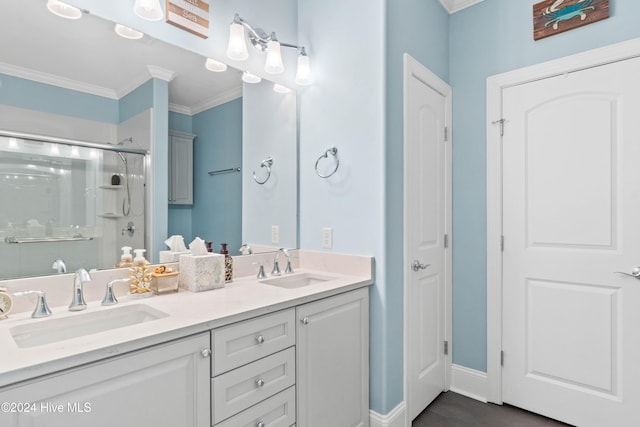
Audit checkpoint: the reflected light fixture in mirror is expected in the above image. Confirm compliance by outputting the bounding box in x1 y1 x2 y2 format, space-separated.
205 58 228 73
46 0 82 20
242 71 262 84
133 0 164 21
115 24 144 40
226 14 312 83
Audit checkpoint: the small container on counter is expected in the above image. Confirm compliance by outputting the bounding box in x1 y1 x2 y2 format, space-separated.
151 265 179 295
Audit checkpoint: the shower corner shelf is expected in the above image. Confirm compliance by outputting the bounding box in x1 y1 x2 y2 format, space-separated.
98 213 123 219
99 185 124 190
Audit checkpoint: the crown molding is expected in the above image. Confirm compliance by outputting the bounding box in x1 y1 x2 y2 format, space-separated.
190 85 242 115
146 65 176 82
0 61 118 99
168 103 192 115
439 0 485 14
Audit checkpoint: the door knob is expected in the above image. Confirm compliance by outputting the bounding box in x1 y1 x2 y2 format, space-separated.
412 260 430 272
614 266 640 279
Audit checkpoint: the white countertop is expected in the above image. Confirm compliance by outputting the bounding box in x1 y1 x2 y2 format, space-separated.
0 251 374 388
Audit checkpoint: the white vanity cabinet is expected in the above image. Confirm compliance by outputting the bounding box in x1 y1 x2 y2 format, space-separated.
169 131 195 205
296 287 370 427
211 308 297 426
0 333 210 427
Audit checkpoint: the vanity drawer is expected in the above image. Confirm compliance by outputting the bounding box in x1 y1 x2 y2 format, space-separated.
215 386 296 427
212 347 296 424
212 308 295 375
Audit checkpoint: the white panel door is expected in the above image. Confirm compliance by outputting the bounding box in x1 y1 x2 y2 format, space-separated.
502 56 640 427
405 56 450 421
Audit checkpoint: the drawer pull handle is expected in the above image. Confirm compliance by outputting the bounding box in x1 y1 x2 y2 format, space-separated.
255 378 265 388
301 317 309 325
255 335 265 344
257 422 265 427
201 348 211 358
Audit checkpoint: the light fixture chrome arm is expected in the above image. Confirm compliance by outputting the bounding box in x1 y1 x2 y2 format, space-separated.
230 14 308 55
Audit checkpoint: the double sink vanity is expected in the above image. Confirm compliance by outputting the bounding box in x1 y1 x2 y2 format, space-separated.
0 250 373 427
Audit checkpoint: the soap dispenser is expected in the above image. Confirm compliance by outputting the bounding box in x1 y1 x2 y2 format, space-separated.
128 249 152 296
220 243 233 283
115 246 133 268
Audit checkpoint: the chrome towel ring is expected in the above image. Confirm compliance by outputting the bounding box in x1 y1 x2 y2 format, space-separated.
253 157 273 184
315 146 339 178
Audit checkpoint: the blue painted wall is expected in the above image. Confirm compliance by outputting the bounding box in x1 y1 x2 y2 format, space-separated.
450 0 640 372
119 79 153 123
0 73 118 123
383 0 450 414
191 98 243 252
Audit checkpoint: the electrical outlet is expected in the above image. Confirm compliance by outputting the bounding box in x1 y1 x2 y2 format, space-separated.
271 225 280 244
322 227 333 249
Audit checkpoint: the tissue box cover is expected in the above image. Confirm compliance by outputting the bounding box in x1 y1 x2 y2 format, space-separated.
160 250 190 263
179 253 225 292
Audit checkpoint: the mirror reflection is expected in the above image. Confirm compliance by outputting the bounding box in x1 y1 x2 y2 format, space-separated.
0 0 298 280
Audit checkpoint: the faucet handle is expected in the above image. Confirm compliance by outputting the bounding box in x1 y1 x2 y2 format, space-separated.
14 290 52 318
253 262 267 279
271 260 281 276
101 278 129 306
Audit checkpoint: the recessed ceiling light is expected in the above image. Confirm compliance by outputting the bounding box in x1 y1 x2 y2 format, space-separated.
273 84 291 94
242 71 262 84
115 24 144 40
205 58 228 73
46 0 82 20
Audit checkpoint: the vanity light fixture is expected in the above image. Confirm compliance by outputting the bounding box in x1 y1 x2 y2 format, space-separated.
273 83 291 94
242 71 262 84
46 0 82 20
205 58 228 73
226 14 312 83
115 24 144 40
133 0 164 22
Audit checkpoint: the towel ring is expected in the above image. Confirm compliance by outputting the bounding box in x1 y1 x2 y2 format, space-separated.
253 157 273 185
315 146 339 178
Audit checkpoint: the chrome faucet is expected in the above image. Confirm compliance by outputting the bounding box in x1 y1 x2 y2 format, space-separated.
69 268 92 311
52 259 67 274
272 248 293 276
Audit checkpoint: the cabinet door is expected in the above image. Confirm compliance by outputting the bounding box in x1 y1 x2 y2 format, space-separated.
169 133 194 205
296 288 369 427
0 333 210 427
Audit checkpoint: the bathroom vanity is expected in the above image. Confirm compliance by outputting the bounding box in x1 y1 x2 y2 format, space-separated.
0 251 372 427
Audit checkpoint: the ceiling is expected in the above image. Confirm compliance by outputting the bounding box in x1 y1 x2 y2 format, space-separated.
0 0 242 115
439 0 485 14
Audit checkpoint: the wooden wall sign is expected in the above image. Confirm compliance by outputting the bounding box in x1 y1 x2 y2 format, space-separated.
533 0 609 40
166 0 209 39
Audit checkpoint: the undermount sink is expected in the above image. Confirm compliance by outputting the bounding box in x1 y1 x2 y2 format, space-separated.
260 273 336 289
10 304 169 348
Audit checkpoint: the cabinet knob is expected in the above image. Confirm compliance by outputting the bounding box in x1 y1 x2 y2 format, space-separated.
201 348 211 358
257 422 265 427
255 335 265 344
255 378 265 388
301 317 309 325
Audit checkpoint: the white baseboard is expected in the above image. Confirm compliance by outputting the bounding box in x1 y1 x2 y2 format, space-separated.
450 364 488 403
370 402 406 427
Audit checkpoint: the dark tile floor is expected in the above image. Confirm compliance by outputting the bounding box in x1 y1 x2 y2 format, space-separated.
412 392 573 427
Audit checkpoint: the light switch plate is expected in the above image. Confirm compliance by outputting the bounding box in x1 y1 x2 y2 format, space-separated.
271 225 280 244
322 227 333 249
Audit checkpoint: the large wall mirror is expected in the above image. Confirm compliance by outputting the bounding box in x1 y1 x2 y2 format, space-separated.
0 0 298 280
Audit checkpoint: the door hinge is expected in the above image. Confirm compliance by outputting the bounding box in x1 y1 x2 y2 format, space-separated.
444 341 449 356
444 126 449 142
500 350 504 366
444 234 449 249
492 118 505 137
500 235 504 252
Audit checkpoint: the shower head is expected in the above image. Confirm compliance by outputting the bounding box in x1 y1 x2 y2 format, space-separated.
116 151 127 166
